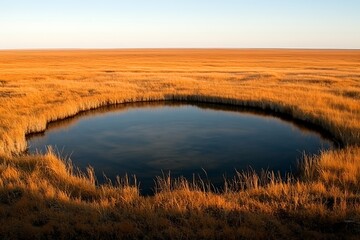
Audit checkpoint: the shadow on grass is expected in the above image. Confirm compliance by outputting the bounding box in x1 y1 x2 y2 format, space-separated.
1 182 360 240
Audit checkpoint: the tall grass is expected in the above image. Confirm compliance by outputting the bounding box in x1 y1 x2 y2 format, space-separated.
0 49 360 238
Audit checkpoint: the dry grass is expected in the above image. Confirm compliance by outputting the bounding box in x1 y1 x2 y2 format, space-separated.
0 49 360 239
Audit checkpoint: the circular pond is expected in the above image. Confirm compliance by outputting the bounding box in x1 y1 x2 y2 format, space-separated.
27 102 334 194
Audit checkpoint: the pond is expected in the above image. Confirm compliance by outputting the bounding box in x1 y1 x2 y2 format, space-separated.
27 102 334 195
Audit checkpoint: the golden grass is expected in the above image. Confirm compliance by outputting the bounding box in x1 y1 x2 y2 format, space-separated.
0 49 360 239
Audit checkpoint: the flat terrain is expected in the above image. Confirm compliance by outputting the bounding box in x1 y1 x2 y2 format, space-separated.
0 49 360 239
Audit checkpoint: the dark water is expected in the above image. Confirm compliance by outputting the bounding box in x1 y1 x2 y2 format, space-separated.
27 102 333 194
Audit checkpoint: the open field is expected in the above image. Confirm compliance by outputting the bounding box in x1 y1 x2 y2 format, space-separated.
0 49 360 239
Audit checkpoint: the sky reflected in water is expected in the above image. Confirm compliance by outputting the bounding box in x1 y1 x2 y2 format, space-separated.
28 102 333 194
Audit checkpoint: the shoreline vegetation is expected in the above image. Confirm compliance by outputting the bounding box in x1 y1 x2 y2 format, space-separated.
1 49 360 239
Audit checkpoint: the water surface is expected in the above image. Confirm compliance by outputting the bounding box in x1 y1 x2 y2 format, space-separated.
27 102 333 194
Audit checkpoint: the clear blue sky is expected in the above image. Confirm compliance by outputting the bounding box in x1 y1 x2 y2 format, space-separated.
0 0 359 49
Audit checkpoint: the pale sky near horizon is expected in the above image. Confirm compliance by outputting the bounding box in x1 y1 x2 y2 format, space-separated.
0 0 359 49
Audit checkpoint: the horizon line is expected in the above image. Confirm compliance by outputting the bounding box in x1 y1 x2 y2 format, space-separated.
1 47 359 51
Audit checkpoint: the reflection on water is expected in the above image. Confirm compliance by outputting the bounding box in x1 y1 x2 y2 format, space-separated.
27 102 334 195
